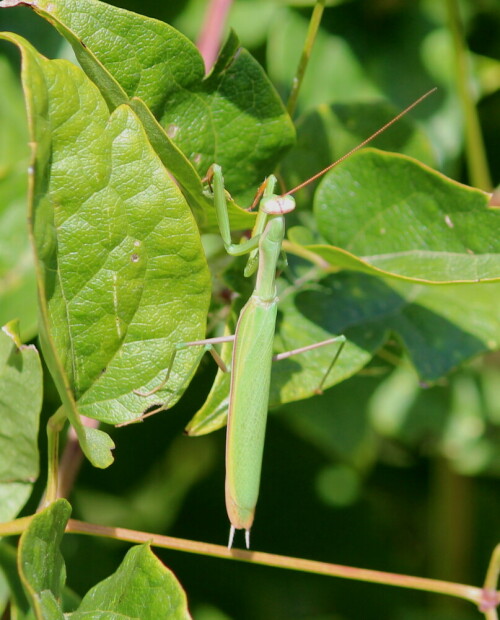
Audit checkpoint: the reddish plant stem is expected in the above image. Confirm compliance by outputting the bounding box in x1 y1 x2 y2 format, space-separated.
66 519 487 610
197 0 233 73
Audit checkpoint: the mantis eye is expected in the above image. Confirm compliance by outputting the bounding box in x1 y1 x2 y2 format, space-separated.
262 194 295 215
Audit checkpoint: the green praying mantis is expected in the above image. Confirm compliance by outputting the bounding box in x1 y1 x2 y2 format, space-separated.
131 88 436 549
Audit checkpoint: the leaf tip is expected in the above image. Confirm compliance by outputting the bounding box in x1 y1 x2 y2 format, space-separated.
2 319 22 348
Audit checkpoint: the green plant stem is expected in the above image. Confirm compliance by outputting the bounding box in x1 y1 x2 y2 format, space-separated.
65 519 487 609
286 0 326 118
445 0 492 192
44 406 67 505
0 516 33 536
481 544 500 618
429 459 473 582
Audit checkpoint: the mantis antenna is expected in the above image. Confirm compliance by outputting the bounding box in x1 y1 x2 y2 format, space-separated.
284 87 437 197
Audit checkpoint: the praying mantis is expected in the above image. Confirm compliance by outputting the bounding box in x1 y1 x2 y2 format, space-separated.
132 88 436 549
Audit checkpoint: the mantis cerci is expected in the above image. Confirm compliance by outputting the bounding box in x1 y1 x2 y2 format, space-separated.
130 88 436 549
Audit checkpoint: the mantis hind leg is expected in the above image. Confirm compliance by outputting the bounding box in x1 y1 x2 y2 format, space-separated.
117 335 236 427
273 334 346 394
135 334 236 397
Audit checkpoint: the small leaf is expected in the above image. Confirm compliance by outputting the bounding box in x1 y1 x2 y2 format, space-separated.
18 499 71 620
0 321 42 521
71 544 191 620
312 149 498 283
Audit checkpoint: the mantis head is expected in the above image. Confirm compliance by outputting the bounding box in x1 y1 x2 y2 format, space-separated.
261 194 296 215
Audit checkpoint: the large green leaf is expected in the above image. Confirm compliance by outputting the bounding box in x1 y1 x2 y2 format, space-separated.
0 57 37 339
187 268 500 434
18 500 70 620
70 544 191 620
273 271 499 386
311 149 498 283
0 321 42 521
0 0 295 216
2 33 212 466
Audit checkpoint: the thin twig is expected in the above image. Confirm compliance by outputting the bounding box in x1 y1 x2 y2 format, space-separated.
445 0 492 191
66 519 486 608
287 0 326 118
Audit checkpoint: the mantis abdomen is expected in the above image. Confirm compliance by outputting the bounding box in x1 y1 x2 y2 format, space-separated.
225 216 284 540
225 294 278 534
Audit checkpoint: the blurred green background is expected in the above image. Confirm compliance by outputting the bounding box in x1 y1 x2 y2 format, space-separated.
1 0 500 618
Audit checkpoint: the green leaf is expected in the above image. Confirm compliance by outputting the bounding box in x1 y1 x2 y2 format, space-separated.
276 271 499 385
71 544 191 620
188 266 500 434
1 33 212 465
311 149 498 283
1 0 295 211
18 500 71 620
0 321 42 521
0 57 37 340
184 302 238 436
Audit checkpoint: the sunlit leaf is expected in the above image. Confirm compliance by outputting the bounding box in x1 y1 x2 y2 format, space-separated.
311 149 498 283
72 544 191 620
1 0 295 211
1 33 211 465
18 500 70 619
